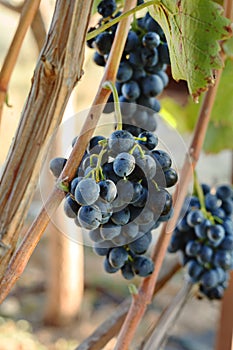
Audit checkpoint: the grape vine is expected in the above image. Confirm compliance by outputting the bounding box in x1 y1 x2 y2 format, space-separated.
0 0 232 349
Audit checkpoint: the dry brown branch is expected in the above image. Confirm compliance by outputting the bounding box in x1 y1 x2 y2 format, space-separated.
0 0 22 11
0 0 41 120
75 261 181 350
140 282 193 350
0 0 137 304
0 0 94 283
0 1 46 52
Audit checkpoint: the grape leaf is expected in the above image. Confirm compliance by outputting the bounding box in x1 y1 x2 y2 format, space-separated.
148 0 232 100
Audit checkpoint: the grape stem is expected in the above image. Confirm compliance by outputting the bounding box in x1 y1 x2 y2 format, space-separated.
194 171 222 224
129 143 145 158
193 171 207 213
85 146 107 182
103 81 122 130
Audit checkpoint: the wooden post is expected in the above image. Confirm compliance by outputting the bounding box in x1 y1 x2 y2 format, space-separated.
43 220 84 326
43 96 84 326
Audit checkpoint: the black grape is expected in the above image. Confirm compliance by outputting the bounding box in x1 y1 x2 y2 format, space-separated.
75 178 100 205
108 247 128 268
168 183 233 300
64 195 80 218
49 127 178 281
97 0 117 18
88 9 171 136
78 205 102 230
49 157 67 178
132 256 154 277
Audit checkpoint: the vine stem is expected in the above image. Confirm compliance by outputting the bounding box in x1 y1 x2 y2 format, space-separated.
193 171 206 212
86 0 157 41
0 1 46 52
140 281 193 350
0 0 41 122
214 3 233 350
114 46 226 350
102 80 122 130
75 260 181 350
0 0 137 304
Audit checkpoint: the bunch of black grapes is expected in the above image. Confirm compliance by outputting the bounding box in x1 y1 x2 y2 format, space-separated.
87 0 170 135
168 184 233 300
50 129 178 279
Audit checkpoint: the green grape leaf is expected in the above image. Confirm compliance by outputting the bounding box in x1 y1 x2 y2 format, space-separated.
148 0 232 100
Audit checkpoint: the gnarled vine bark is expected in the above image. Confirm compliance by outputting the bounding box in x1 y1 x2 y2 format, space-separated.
0 0 94 278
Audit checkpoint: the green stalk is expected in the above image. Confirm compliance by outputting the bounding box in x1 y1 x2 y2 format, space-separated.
193 171 206 213
103 80 122 130
193 171 219 224
86 1 159 41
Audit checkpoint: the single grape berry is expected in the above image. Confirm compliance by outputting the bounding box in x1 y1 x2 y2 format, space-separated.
111 207 131 226
132 256 154 277
116 61 133 82
64 195 80 218
108 130 135 154
137 131 158 150
99 179 117 203
78 205 102 230
108 247 128 268
122 81 141 100
216 184 233 200
49 157 67 178
121 262 135 280
113 152 135 177
142 32 160 49
97 0 117 18
141 75 164 97
128 233 151 255
207 224 225 247
75 178 100 206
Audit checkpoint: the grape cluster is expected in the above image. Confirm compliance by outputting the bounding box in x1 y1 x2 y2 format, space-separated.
168 184 233 300
50 129 178 279
87 0 169 135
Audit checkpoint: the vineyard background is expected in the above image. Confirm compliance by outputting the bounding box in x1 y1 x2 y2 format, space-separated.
0 1 232 349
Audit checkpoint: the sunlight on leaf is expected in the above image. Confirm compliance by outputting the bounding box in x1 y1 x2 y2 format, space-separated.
148 0 232 100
